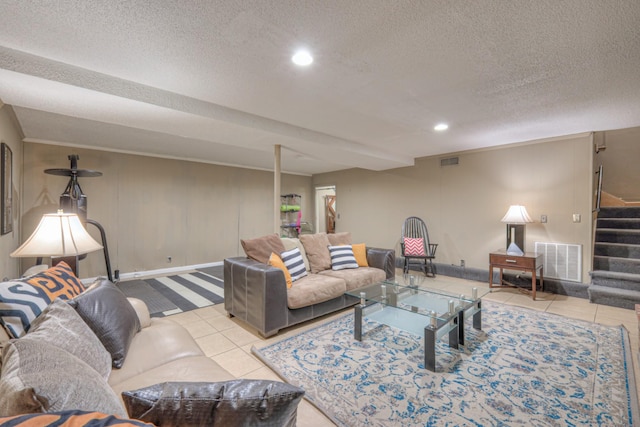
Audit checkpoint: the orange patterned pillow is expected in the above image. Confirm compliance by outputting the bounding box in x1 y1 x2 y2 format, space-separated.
22 261 85 300
0 410 155 426
0 262 85 337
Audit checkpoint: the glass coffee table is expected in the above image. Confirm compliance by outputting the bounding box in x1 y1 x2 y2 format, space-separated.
345 278 488 371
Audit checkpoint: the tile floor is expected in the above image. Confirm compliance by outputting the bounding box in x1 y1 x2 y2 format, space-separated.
166 273 640 426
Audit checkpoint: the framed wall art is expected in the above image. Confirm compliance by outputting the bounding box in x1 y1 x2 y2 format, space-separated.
1 142 12 235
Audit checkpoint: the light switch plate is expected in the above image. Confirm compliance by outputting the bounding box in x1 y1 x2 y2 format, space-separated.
541 215 547 223
573 213 581 223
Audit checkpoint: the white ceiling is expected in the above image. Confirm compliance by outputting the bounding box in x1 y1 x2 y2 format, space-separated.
1 1 639 175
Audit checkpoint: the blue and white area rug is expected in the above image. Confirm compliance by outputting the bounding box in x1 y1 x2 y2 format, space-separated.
253 302 639 426
118 271 224 317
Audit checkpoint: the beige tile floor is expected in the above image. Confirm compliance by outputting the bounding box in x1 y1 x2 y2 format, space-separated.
167 273 640 426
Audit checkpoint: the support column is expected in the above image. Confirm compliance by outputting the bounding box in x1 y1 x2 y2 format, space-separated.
274 145 281 234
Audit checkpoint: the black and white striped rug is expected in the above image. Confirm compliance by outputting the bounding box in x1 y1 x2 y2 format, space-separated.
118 270 224 317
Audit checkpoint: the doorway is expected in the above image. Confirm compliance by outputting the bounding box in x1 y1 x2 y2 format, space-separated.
315 186 336 234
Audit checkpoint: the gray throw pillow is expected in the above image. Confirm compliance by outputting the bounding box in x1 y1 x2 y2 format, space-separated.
121 380 305 427
25 298 112 379
0 339 127 418
68 279 141 369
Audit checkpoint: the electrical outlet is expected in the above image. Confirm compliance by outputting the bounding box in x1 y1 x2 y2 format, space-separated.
540 214 547 223
167 256 172 263
460 260 465 268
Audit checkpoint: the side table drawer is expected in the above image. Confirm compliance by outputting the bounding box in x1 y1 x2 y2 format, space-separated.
490 254 536 269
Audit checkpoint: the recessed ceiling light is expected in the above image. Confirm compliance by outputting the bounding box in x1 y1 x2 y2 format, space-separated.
434 123 449 131
292 50 313 66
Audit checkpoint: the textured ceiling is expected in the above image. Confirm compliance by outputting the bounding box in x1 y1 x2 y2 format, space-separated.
0 0 639 175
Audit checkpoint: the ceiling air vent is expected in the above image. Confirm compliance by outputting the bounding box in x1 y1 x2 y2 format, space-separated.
440 157 459 167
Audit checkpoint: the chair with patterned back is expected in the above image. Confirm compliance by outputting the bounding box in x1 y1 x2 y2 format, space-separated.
400 216 438 277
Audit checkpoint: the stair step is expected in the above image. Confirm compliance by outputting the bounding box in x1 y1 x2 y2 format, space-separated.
590 269 640 290
598 206 640 219
588 284 640 310
597 218 640 229
594 242 640 259
595 229 640 244
593 256 640 274
590 207 640 308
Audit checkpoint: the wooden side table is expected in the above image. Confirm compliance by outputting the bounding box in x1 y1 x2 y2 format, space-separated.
489 250 544 300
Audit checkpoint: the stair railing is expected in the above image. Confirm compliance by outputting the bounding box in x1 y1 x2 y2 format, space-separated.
594 165 603 213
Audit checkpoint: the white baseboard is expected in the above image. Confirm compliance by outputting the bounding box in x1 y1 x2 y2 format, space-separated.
82 261 223 285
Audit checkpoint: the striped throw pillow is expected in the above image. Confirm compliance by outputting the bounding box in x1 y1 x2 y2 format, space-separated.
280 248 307 282
0 262 85 338
328 245 359 271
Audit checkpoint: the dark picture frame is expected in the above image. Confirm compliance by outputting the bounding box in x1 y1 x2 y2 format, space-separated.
1 142 12 235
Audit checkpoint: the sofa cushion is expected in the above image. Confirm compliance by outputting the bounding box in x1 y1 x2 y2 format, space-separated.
286 274 346 309
328 245 359 271
280 248 307 283
299 233 332 273
280 237 310 271
268 253 293 288
25 298 112 379
122 380 304 427
0 262 85 338
108 318 209 388
352 243 369 267
327 232 352 246
241 234 286 264
68 279 141 369
319 267 386 292
0 339 127 418
109 355 234 399
0 410 155 426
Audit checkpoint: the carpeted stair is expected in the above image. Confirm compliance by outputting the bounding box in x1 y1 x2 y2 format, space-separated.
589 206 640 309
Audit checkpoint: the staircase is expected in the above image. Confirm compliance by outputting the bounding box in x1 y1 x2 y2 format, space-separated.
588 206 640 309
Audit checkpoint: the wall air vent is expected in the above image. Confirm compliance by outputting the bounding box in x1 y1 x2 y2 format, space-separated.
534 242 582 282
440 157 459 167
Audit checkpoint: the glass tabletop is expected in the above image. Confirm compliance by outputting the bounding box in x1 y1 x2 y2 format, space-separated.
389 274 490 302
345 277 488 338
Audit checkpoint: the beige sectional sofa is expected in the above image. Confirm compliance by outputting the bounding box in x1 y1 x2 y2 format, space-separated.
224 232 395 337
0 265 303 426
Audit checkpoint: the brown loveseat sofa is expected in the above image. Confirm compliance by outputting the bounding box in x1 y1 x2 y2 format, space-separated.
0 264 303 426
224 232 395 337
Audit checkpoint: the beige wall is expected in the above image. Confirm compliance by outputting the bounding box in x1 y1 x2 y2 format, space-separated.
595 126 640 202
0 112 596 284
0 104 23 280
20 143 312 278
313 134 594 283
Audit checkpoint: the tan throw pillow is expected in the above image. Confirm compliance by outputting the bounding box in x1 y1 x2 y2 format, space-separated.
25 299 112 380
327 232 352 246
299 234 332 273
0 339 127 418
280 237 310 271
241 234 286 264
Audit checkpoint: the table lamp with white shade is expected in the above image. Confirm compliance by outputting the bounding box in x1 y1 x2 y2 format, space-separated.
11 210 103 276
501 205 533 256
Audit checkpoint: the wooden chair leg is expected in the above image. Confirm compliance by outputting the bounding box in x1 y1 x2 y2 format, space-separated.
426 258 436 278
